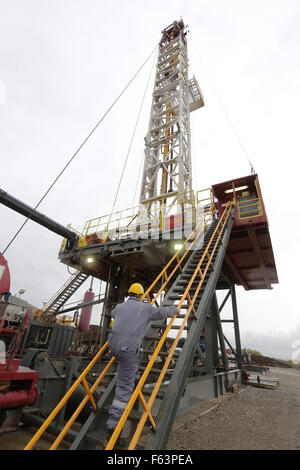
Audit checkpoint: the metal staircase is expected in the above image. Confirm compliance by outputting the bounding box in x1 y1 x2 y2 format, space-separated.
42 271 89 316
24 201 234 451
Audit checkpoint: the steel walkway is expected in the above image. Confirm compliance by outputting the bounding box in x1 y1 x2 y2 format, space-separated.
42 271 89 316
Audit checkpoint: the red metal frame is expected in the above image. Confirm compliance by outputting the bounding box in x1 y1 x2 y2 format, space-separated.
212 174 278 290
0 359 39 409
212 174 267 227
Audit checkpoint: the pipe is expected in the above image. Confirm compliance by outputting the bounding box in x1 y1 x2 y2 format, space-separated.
0 188 78 242
0 388 38 409
57 297 104 315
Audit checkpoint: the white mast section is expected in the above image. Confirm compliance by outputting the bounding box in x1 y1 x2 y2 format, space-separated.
139 20 204 222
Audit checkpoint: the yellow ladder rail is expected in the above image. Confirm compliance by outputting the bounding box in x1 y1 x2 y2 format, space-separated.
106 201 233 450
141 207 215 306
49 356 116 450
24 342 113 450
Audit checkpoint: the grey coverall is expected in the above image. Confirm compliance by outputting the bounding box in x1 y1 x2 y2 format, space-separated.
106 297 177 431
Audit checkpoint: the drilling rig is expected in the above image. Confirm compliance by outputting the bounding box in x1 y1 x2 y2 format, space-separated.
0 20 278 450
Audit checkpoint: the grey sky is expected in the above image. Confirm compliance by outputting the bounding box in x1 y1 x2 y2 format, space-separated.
1 1 299 360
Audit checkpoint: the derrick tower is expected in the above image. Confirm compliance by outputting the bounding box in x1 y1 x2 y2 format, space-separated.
140 20 203 222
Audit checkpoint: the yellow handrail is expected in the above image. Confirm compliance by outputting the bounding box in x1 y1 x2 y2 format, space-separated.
24 202 231 451
141 207 215 306
24 342 114 450
105 200 233 450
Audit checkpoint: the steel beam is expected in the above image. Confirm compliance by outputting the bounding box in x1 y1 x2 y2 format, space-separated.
145 213 234 449
230 285 243 369
211 293 229 371
0 188 78 243
218 289 231 313
223 334 237 357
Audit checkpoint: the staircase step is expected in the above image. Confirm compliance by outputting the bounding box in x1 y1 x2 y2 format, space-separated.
103 406 157 426
188 286 207 292
126 408 158 425
181 272 210 279
151 324 189 330
142 388 165 400
143 349 180 357
179 305 199 310
139 367 173 377
189 257 217 267
169 325 189 330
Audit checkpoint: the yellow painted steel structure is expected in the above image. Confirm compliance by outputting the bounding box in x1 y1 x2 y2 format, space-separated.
237 197 263 220
105 200 233 450
24 341 115 450
59 188 213 252
24 200 234 451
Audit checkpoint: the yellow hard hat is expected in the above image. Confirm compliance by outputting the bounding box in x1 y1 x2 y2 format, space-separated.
128 283 144 295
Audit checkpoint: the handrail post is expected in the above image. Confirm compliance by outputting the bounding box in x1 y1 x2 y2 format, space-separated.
24 342 109 450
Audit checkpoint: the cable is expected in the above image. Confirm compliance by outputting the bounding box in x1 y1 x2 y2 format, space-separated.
190 39 255 174
108 47 158 218
2 45 158 255
131 51 158 207
132 149 145 207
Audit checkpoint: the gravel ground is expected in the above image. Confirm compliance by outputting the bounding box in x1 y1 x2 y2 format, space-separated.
167 367 300 450
0 367 299 450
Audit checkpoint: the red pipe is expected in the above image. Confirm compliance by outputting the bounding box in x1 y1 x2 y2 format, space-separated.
0 387 38 409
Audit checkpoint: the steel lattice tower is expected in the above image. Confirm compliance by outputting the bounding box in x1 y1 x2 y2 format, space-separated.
139 20 203 220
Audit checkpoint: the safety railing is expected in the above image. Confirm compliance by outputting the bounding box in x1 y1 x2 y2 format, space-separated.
59 188 214 250
24 203 215 451
105 200 234 450
24 342 114 450
24 202 233 451
59 224 83 252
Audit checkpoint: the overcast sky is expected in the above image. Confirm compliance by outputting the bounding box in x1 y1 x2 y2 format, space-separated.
1 0 299 361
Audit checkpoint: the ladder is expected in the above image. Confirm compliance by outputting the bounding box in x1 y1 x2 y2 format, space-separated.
24 201 234 450
42 271 89 315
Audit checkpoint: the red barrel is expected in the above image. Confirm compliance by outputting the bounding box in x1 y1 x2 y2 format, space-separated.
0 253 10 300
0 388 39 409
79 288 94 331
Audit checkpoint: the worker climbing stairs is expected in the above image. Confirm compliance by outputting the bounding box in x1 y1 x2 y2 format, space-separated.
24 201 234 450
24 201 234 451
